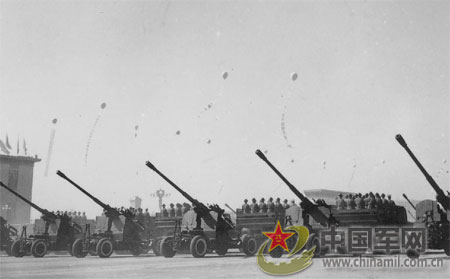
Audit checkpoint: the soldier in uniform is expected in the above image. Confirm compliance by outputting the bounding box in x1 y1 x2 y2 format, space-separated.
355 193 363 209
375 193 383 209
282 199 290 210
175 203 183 217
181 202 191 214
168 203 176 217
267 197 275 213
346 194 356 210
250 198 260 213
387 194 395 206
336 193 346 210
367 193 376 209
274 198 283 213
381 193 388 205
161 204 169 217
259 198 268 213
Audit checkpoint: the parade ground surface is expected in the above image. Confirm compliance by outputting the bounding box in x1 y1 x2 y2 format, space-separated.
1 251 449 279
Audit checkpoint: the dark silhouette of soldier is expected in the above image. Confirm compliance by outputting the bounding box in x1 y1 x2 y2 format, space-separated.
259 198 268 213
175 203 183 217
250 198 260 213
168 203 176 217
242 199 251 213
161 204 169 217
267 197 275 213
282 199 290 210
336 193 346 210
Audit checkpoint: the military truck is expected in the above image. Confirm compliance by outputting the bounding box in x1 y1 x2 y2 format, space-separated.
255 149 409 257
57 170 150 257
0 216 18 255
396 134 449 255
0 181 82 257
145 161 258 258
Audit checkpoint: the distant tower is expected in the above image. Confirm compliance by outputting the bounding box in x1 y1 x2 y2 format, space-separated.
151 188 170 210
0 154 41 224
130 196 142 209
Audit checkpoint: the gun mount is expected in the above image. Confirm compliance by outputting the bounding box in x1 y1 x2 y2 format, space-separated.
0 181 57 222
402 193 416 210
396 134 449 211
56 170 120 218
145 161 226 230
255 150 338 227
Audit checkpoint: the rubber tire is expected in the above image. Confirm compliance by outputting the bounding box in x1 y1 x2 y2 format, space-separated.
31 239 47 258
240 234 258 256
190 235 208 258
160 237 176 258
152 239 162 256
96 238 114 258
215 245 228 256
72 239 88 258
306 235 321 258
11 240 25 258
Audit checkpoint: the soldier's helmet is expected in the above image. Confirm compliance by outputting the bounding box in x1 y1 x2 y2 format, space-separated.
260 198 265 202
252 198 257 202
269 197 273 201
387 194 391 198
381 193 386 198
244 199 248 203
170 203 174 207
276 197 280 201
162 204 166 208
338 193 343 197
283 199 288 202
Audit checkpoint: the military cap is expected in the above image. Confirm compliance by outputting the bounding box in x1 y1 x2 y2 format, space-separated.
276 197 280 201
252 198 257 202
381 193 386 197
244 199 248 202
387 194 391 198
338 193 343 197
269 197 273 201
283 199 288 202
260 198 265 202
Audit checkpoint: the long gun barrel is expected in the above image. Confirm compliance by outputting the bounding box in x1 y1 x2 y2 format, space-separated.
396 134 449 211
145 161 216 228
224 203 237 214
0 181 57 221
56 170 120 217
255 150 337 227
402 193 416 210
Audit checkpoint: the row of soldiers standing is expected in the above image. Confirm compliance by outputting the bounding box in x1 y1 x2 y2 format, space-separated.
160 203 192 217
241 198 297 214
335 192 396 210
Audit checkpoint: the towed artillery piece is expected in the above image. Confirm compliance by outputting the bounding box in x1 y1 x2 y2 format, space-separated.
57 170 150 258
255 149 409 257
396 134 449 255
145 161 258 258
0 216 18 255
0 181 82 257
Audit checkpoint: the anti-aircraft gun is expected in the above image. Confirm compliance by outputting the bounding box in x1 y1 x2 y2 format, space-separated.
255 150 338 256
0 216 18 256
57 170 150 258
145 161 258 258
0 181 81 257
396 134 449 255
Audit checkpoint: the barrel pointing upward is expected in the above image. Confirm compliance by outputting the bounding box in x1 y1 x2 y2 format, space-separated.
0 181 57 220
402 193 416 210
56 170 119 216
255 149 336 227
396 134 449 211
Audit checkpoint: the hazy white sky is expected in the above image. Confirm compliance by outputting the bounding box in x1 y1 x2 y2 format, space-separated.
1 0 448 219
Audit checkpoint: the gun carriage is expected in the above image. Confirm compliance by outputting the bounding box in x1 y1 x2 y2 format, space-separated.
0 181 82 257
0 216 18 255
57 170 150 258
145 161 258 258
396 134 449 255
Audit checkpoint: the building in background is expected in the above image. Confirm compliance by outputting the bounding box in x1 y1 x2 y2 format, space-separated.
130 196 142 209
0 154 41 224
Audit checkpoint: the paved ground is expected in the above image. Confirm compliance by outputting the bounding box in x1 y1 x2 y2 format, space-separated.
1 251 449 279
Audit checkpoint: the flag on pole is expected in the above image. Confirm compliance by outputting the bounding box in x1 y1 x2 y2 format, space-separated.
0 139 10 155
16 139 20 155
23 139 28 155
5 135 12 150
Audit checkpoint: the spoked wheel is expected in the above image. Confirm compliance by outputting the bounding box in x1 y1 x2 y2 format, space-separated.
72 239 88 258
31 239 47 258
11 240 26 258
160 237 176 258
96 238 114 258
190 235 208 258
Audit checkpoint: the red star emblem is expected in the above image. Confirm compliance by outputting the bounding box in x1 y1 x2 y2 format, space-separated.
262 221 294 252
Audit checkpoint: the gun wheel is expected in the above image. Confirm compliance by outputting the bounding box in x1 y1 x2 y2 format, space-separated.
96 238 114 258
72 239 88 258
10 240 26 257
190 235 208 258
160 237 176 258
31 239 47 258
152 239 162 256
240 234 258 256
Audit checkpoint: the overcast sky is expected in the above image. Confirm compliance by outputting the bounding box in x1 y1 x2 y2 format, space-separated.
1 0 448 219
